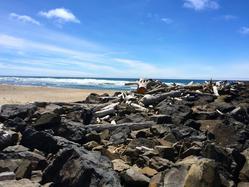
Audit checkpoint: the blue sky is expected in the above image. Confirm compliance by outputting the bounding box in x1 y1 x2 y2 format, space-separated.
0 0 249 79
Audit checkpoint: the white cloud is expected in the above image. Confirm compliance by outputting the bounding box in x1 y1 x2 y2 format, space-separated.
9 13 40 25
183 0 219 11
39 8 80 23
239 27 249 35
161 18 173 24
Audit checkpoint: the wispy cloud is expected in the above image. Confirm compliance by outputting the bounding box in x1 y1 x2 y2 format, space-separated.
39 8 80 23
239 27 249 35
9 13 40 25
183 0 219 11
161 18 173 24
220 15 238 21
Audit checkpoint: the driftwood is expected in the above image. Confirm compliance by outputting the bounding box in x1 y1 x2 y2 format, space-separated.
125 79 155 94
213 86 220 96
130 103 148 112
95 102 119 117
84 121 155 132
140 90 183 106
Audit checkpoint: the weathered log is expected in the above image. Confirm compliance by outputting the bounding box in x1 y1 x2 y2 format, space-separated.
84 121 156 132
213 86 220 96
94 102 119 117
140 90 183 106
130 103 148 112
95 108 116 117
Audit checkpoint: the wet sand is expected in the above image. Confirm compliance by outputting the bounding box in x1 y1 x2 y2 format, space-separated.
0 84 115 105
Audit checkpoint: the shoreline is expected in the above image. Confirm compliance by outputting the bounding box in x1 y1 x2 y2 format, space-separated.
0 84 115 105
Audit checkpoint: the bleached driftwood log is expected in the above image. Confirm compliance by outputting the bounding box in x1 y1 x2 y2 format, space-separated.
125 78 155 94
213 86 220 96
130 103 148 112
95 102 119 117
140 90 183 106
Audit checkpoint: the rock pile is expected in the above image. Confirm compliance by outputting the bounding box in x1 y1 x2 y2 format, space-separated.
0 79 249 187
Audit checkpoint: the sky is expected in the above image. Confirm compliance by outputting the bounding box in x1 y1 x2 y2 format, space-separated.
0 0 249 80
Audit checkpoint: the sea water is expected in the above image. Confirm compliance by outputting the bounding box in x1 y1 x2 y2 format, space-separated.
0 76 211 90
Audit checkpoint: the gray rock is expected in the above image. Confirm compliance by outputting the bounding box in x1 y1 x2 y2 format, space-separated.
33 112 61 130
109 126 130 145
0 104 36 120
121 167 150 187
0 130 19 150
21 128 79 154
42 147 122 187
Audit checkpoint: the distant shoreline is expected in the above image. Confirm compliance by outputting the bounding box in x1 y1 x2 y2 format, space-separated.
0 84 115 105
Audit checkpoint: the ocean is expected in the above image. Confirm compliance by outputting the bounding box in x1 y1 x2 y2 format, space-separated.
0 76 211 90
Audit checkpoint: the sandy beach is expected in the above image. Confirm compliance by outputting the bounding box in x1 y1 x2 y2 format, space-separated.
0 84 115 105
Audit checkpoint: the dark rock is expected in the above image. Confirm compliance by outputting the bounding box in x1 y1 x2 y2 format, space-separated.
150 125 170 136
85 131 101 143
121 167 150 187
156 101 192 125
155 145 176 161
149 156 174 171
208 101 235 113
124 138 158 164
199 120 238 147
150 115 172 124
21 128 79 154
42 147 122 187
109 126 130 145
55 120 87 144
81 109 94 125
117 113 148 124
231 105 249 124
0 104 36 120
131 128 151 139
4 117 26 131
0 130 19 150
180 146 202 159
192 111 218 120
184 119 201 130
33 112 61 130
0 148 47 171
193 95 216 105
201 144 232 169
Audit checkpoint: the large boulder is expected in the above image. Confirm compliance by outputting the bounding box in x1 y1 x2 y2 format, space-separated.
0 104 36 120
121 166 150 187
149 156 221 187
0 146 47 171
33 112 61 130
20 128 79 154
42 147 122 187
156 101 192 125
0 130 19 150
